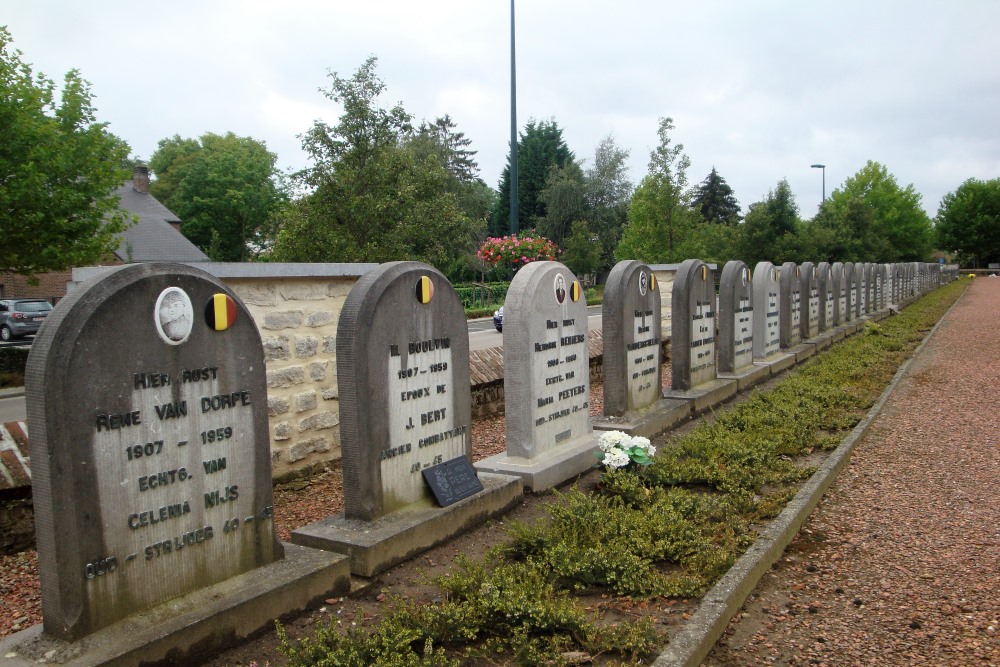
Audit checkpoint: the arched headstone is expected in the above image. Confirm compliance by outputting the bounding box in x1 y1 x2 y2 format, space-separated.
800 262 819 340
602 261 662 416
752 261 781 360
779 262 802 349
671 259 717 391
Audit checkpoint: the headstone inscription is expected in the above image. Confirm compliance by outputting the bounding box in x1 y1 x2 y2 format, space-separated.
26 263 283 642
800 262 819 339
337 262 473 520
876 264 888 310
718 260 754 374
671 259 717 391
817 262 834 331
751 261 780 360
778 262 802 349
831 262 845 327
887 264 899 305
602 261 662 416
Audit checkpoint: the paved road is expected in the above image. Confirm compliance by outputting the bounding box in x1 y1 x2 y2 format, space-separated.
0 394 26 423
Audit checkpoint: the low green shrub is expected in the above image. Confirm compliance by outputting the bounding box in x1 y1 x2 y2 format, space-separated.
278 277 968 666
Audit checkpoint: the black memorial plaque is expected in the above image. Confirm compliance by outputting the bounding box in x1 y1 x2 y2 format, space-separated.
422 456 484 507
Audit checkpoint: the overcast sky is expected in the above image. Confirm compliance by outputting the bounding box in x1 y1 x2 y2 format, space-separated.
5 1 999 219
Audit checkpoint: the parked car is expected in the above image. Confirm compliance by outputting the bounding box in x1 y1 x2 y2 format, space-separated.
493 306 504 332
0 298 53 341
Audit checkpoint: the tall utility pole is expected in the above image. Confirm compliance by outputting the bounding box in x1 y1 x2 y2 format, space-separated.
509 0 519 234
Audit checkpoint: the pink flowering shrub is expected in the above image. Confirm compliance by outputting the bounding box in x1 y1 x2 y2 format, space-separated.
476 235 559 270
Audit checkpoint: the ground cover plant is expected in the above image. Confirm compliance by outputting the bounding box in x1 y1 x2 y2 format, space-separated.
276 280 967 666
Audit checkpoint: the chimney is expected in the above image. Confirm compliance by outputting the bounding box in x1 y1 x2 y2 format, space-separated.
133 165 150 193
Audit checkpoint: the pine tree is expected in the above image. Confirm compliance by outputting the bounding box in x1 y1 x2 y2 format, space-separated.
691 167 741 225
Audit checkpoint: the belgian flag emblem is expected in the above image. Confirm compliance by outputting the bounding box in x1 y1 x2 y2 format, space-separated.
416 276 434 304
205 293 237 331
570 280 582 302
649 273 657 290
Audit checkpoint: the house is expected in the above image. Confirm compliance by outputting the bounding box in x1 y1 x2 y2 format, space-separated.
0 166 208 301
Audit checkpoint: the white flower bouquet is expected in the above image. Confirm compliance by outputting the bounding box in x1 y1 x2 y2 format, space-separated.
596 430 656 470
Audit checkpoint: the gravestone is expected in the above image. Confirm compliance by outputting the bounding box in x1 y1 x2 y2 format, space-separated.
671 259 717 390
817 262 834 332
843 262 857 322
593 261 688 437
859 263 869 314
718 261 769 390
602 261 662 416
830 262 844 327
667 259 737 410
752 262 782 361
800 262 820 340
851 262 864 318
778 262 802 349
20 263 348 660
292 262 520 576
475 261 598 491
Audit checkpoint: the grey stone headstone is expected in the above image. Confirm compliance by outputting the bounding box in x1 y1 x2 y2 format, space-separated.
779 262 802 349
26 263 282 641
337 262 472 522
504 261 591 458
602 261 662 416
843 262 857 320
851 262 864 318
876 264 888 309
858 263 868 314
671 259 716 391
718 260 753 374
817 262 833 332
799 262 819 340
830 262 845 326
752 261 781 360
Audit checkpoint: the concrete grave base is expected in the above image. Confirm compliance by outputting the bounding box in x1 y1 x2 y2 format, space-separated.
840 321 863 335
753 352 797 376
475 435 599 493
665 378 738 414
0 544 349 667
592 397 692 439
718 362 771 392
806 333 834 351
788 342 817 363
825 327 847 343
291 473 522 577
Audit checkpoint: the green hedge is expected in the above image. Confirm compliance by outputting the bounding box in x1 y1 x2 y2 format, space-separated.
0 347 29 375
453 283 509 310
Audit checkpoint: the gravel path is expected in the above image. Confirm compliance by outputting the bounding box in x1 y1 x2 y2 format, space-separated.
706 277 1000 666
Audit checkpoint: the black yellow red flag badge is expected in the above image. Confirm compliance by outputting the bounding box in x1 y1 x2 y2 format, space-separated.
205 293 237 331
570 280 582 302
416 276 434 304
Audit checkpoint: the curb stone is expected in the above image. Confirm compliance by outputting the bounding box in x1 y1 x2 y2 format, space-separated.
652 287 970 667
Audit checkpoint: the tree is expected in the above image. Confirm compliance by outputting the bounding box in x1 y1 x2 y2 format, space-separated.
0 27 132 277
936 178 1000 267
585 135 633 270
560 220 603 279
691 167 741 225
535 161 586 247
491 119 574 236
615 117 699 263
149 132 287 261
272 57 471 268
734 179 801 267
812 161 932 262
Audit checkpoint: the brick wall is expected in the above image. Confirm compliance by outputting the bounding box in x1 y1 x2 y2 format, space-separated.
0 270 73 302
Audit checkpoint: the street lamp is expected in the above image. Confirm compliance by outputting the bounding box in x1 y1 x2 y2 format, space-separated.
811 163 826 202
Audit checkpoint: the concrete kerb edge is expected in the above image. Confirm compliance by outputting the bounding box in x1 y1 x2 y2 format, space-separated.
652 282 970 667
